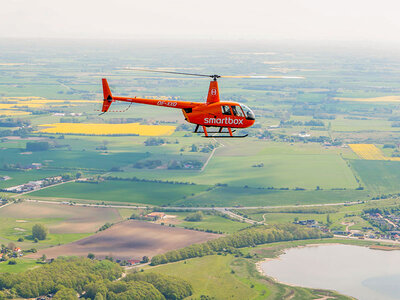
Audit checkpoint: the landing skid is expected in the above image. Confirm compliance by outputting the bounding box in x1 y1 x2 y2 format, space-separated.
193 125 247 138
203 134 248 138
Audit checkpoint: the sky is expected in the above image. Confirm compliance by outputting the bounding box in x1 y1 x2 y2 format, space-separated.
2 0 400 43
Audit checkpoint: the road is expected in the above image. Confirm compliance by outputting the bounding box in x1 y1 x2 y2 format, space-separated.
24 199 363 211
200 138 224 172
215 207 262 224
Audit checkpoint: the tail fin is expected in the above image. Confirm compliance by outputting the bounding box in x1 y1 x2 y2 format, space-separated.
101 78 113 112
206 80 220 104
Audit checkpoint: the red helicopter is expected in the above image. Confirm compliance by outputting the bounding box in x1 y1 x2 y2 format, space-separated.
100 69 299 137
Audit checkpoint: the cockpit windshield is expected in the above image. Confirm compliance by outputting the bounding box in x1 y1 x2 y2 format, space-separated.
240 104 255 120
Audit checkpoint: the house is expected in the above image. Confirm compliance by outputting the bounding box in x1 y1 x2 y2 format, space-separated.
145 212 165 220
127 259 141 266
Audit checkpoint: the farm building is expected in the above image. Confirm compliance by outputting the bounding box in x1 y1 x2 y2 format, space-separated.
127 259 141 266
145 212 166 220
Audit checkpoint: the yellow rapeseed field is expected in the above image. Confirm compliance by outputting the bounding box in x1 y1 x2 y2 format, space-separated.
0 97 95 116
0 110 31 116
348 144 400 161
37 123 176 136
339 96 400 102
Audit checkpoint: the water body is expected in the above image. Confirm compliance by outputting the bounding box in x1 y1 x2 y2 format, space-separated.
261 244 400 300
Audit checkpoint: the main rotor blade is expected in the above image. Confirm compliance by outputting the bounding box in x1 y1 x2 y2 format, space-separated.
221 75 305 79
123 68 304 79
124 67 212 78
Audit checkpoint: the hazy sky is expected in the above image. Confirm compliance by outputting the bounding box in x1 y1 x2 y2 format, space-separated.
2 0 400 43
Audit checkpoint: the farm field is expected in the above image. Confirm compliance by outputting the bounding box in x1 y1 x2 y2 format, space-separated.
173 187 369 207
26 179 370 207
0 169 65 189
349 144 400 161
28 181 211 206
37 122 176 136
0 148 148 171
0 202 123 248
0 258 39 273
110 141 358 190
338 96 400 102
26 219 220 260
350 159 400 194
163 211 251 234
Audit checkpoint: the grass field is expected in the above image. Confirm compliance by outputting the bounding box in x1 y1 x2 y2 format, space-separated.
174 187 369 207
147 255 261 299
0 169 65 189
26 180 370 207
37 122 176 136
111 142 358 190
148 248 351 299
167 212 251 234
28 181 211 206
0 258 39 273
350 159 400 194
0 148 147 171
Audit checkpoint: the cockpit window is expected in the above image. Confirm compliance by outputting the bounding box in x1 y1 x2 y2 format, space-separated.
241 104 255 120
231 106 244 117
221 105 231 115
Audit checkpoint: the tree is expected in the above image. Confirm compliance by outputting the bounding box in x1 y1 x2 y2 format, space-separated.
7 242 16 250
87 253 95 260
8 259 17 265
185 211 204 222
53 287 78 300
141 256 149 263
32 224 48 240
94 293 104 300
326 214 332 225
40 254 47 262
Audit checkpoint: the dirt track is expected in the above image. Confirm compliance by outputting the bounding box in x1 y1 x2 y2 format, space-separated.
27 219 220 260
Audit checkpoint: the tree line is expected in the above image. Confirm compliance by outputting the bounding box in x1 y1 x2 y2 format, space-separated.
151 224 330 266
0 257 192 300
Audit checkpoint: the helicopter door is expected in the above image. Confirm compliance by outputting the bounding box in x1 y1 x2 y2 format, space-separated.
231 105 244 117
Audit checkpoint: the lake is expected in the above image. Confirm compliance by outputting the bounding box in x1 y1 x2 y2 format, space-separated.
261 244 400 300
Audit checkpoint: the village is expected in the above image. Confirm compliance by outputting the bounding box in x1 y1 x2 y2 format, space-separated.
1 176 64 193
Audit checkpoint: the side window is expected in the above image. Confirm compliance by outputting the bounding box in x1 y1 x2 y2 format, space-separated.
231 106 244 117
221 105 231 115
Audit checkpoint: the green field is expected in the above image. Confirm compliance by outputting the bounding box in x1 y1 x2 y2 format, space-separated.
29 181 211 206
109 142 358 190
0 258 39 273
148 248 352 299
350 159 400 194
175 186 369 207
0 148 147 171
170 212 251 233
0 169 65 189
147 255 262 299
0 217 91 247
